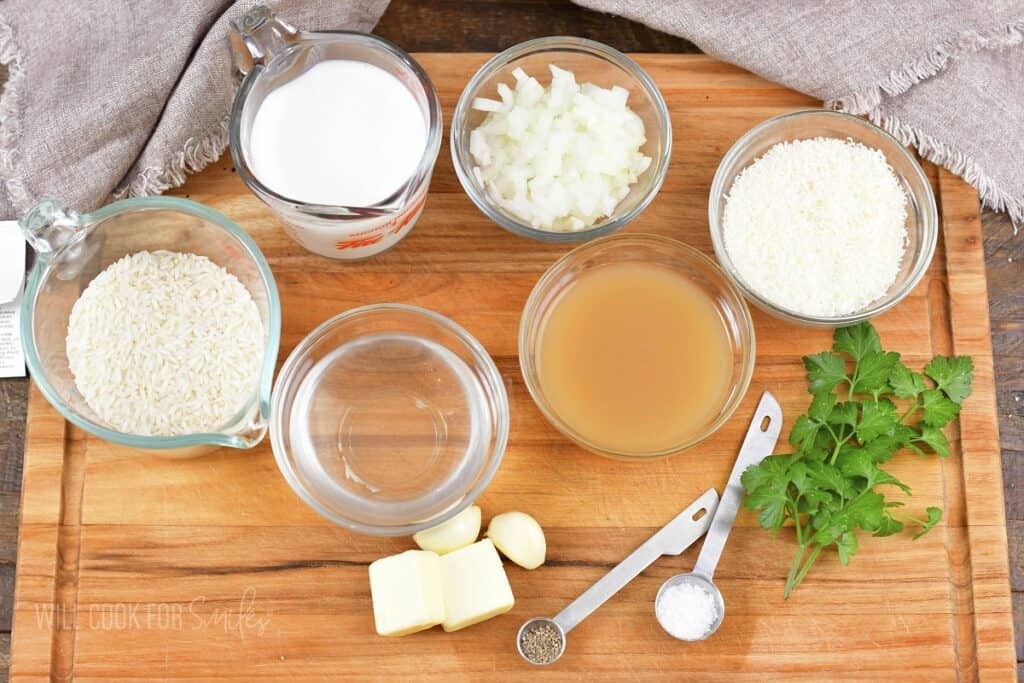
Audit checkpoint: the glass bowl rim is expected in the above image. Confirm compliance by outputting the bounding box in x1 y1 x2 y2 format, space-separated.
707 108 939 327
450 35 673 244
269 303 510 535
517 233 757 459
21 196 282 450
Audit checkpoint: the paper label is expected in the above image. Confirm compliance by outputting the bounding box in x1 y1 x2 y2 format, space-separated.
0 283 24 378
0 220 26 377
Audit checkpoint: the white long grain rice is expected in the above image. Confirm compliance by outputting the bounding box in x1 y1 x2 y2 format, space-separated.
66 251 264 436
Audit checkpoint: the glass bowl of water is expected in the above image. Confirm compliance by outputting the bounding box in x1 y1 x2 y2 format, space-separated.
270 304 509 536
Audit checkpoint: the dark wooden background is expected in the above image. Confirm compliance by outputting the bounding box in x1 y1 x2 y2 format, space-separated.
0 1 1019 679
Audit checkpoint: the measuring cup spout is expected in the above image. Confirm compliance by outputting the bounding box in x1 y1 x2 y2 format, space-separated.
230 5 300 75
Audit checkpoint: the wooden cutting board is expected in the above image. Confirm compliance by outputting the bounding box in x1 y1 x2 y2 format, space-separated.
10 55 1016 681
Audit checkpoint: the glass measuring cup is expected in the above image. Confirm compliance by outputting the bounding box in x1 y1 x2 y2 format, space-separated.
20 197 281 457
228 6 442 260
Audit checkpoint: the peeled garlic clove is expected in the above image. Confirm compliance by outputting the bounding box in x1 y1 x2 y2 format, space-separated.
486 511 546 570
413 506 482 555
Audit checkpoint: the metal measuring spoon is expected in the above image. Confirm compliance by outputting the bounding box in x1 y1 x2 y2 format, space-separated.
654 391 782 641
517 487 720 665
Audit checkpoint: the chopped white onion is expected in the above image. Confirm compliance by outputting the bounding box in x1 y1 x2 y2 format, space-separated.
469 64 652 232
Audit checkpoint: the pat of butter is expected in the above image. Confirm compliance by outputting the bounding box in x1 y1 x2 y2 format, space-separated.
368 550 445 637
440 539 515 632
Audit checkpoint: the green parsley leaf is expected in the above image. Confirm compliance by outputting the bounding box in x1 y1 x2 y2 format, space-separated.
788 461 811 495
855 398 899 442
798 488 833 513
741 321 970 598
836 449 910 494
889 362 926 398
873 515 904 537
845 490 886 530
860 434 903 463
921 389 961 428
747 489 788 531
805 460 855 499
808 391 837 422
912 507 942 540
789 415 818 448
833 322 881 361
829 401 859 428
811 516 846 546
871 466 911 494
918 425 950 457
853 351 900 394
740 454 791 494
836 531 858 565
804 352 847 395
924 356 974 404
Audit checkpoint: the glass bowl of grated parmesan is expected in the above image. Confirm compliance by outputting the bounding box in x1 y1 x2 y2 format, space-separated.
708 109 938 327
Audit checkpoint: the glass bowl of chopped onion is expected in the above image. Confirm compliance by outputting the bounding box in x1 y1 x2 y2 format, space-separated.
451 36 672 242
708 109 939 327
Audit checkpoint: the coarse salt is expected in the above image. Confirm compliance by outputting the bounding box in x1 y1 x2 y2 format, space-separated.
656 581 719 640
722 137 908 317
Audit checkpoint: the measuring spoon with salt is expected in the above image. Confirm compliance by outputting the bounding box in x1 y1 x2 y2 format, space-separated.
516 487 720 665
654 391 782 642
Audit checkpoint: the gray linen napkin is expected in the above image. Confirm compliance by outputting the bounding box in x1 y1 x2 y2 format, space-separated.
0 0 388 218
576 0 1024 224
2 2 1022 224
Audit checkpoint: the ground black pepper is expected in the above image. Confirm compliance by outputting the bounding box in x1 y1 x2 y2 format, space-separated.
519 621 563 664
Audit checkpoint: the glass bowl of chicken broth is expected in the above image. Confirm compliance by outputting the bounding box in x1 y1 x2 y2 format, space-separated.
519 234 756 460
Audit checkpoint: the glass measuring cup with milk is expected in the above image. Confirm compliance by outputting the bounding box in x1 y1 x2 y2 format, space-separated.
228 6 442 260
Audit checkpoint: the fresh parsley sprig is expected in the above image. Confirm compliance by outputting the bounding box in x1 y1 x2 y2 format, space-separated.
741 322 973 598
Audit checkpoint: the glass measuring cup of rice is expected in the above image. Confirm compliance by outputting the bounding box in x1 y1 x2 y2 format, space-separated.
228 6 442 260
270 305 509 535
20 197 281 458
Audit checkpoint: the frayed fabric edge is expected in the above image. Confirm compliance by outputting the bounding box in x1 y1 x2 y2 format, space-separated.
112 116 231 200
0 12 32 212
828 16 1024 229
853 106 1023 228
0 9 231 211
831 18 1024 114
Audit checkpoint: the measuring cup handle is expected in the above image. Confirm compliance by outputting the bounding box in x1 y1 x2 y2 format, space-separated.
229 5 301 75
20 198 84 262
693 392 782 581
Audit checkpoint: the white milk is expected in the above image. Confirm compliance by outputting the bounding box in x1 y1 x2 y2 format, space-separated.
249 60 427 207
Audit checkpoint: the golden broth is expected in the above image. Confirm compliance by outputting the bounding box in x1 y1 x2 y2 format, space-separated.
537 261 733 454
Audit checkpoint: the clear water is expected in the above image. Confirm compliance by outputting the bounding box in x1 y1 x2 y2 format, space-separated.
288 333 492 526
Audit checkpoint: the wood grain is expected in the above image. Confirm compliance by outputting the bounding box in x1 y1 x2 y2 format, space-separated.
7 54 1016 680
374 0 700 53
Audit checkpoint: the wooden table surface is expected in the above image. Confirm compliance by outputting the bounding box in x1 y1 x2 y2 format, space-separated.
0 1 1020 680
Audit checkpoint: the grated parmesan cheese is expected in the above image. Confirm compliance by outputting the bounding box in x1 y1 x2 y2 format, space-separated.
722 137 908 317
65 251 264 436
